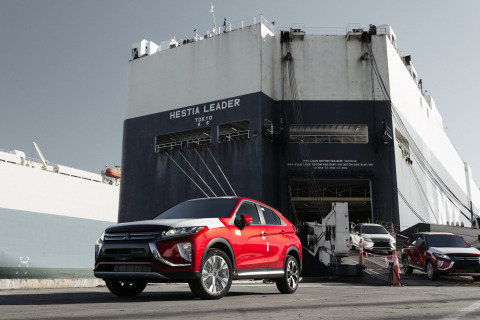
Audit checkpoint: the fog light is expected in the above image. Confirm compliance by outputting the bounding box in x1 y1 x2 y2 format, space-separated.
177 242 192 262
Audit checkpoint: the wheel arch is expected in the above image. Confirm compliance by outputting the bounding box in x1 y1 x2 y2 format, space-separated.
201 237 236 270
285 246 302 274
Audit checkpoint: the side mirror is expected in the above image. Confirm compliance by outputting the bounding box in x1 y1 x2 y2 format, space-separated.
241 214 252 226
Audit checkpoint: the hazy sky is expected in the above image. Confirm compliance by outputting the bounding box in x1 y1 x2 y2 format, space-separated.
1 0 479 183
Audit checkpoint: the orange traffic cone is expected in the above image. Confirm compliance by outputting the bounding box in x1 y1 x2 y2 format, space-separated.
358 238 364 266
392 249 401 286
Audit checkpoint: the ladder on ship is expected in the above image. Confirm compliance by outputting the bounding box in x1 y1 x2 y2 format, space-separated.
281 29 328 225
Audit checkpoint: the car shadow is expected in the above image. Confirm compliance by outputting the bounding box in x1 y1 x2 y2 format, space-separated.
0 286 284 306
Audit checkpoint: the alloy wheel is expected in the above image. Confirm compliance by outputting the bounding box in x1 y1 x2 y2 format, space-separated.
201 254 230 295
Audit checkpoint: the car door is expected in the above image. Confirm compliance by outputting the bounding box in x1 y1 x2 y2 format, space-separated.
260 205 287 271
410 235 426 267
232 201 268 271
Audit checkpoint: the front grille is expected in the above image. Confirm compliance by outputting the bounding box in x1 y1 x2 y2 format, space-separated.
373 241 390 248
104 248 147 255
97 264 153 272
105 231 163 241
450 256 480 269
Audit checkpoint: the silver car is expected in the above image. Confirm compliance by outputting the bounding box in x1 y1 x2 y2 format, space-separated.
350 223 396 253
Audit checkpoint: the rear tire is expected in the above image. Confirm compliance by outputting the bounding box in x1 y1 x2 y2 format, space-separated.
189 249 232 300
426 260 439 281
105 279 147 297
402 255 413 274
276 255 300 294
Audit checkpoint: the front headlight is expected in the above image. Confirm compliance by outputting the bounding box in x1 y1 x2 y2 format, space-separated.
432 252 451 260
95 231 105 260
161 226 205 239
363 236 372 242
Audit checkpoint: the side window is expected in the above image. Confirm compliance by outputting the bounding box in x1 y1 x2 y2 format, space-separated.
236 202 261 225
408 235 417 245
261 206 281 225
412 235 424 246
417 235 425 247
353 225 360 233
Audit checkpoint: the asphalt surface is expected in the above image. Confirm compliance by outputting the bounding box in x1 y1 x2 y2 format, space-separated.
2 250 480 320
1 280 480 320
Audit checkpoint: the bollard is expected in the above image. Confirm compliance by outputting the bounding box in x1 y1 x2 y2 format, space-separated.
392 249 401 286
358 238 364 266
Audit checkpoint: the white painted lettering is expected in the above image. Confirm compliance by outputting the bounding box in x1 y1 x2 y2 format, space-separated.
170 99 241 121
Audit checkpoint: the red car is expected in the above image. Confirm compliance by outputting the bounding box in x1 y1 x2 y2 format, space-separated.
94 197 302 299
401 232 480 281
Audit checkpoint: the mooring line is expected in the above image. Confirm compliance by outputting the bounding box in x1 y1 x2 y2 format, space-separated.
177 150 216 197
165 152 209 198
206 147 237 197
194 148 228 196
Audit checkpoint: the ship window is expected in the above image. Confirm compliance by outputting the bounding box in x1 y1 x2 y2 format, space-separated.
289 124 368 144
154 127 211 152
218 120 250 143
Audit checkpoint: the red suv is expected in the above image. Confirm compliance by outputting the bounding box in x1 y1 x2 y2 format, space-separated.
401 232 480 281
94 197 302 299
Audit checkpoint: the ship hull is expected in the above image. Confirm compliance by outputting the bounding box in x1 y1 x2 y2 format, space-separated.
0 151 119 279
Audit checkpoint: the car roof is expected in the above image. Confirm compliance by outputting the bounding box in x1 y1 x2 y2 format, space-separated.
357 223 384 227
414 232 457 236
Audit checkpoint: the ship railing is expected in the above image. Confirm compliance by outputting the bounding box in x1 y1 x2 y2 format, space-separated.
213 14 274 35
218 130 250 143
24 155 57 168
155 137 211 152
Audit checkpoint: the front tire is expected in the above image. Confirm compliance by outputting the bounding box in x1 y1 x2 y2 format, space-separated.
104 279 147 297
276 255 300 294
189 249 232 300
402 255 413 274
426 260 439 281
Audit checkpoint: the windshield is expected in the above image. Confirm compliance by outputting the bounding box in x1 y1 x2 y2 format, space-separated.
361 225 389 234
155 198 238 219
426 235 470 248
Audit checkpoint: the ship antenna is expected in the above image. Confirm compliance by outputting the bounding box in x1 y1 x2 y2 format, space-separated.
210 3 216 34
206 147 237 196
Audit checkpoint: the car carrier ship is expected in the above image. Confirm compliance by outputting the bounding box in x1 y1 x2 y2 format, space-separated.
119 16 480 234
0 143 119 280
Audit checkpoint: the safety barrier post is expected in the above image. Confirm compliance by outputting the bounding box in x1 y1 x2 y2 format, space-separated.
358 238 364 266
392 249 401 286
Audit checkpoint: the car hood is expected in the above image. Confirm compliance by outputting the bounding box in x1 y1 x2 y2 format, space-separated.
428 247 480 255
105 218 226 233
